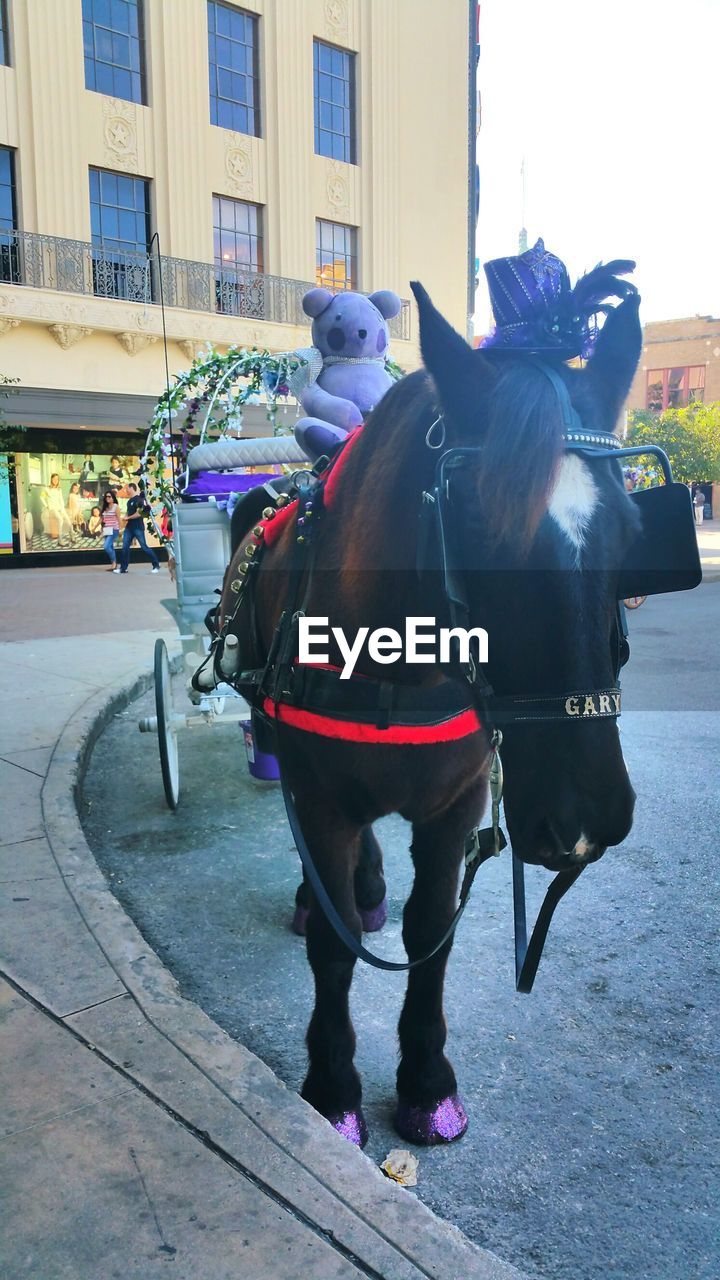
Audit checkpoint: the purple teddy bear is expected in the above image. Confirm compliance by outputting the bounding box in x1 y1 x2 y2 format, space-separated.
292 287 402 462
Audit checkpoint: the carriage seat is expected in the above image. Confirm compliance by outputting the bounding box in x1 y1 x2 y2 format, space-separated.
182 436 308 504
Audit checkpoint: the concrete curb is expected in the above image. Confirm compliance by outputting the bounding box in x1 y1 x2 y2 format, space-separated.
36 658 526 1280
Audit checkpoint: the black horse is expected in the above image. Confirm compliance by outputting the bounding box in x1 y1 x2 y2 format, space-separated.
220 278 643 1147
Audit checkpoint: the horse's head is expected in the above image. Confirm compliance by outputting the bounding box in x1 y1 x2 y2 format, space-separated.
413 280 643 872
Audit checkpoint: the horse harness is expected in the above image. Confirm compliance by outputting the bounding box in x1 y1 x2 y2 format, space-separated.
201 363 701 992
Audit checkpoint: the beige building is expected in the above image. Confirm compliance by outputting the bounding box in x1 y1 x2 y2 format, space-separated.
0 0 472 561
627 315 720 413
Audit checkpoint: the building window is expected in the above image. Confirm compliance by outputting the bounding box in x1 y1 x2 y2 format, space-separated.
208 2 260 136
646 366 706 412
83 0 146 104
316 219 357 290
0 0 10 67
0 147 20 284
313 40 355 163
213 195 264 316
89 168 152 301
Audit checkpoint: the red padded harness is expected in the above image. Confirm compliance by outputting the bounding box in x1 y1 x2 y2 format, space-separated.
262 425 364 548
262 658 482 744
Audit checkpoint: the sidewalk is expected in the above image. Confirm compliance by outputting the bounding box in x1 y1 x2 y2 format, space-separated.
697 521 720 578
0 567 523 1280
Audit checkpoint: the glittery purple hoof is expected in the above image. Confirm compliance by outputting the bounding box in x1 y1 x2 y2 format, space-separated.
291 904 309 936
328 1108 369 1148
359 895 388 933
394 1093 468 1145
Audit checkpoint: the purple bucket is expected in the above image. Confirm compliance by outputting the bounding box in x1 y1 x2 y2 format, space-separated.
241 719 280 781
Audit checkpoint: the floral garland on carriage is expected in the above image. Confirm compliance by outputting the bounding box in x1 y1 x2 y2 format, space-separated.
139 345 306 547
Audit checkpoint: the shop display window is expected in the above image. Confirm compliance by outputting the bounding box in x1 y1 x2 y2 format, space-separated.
14 451 160 553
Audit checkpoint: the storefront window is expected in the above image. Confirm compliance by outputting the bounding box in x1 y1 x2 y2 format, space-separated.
14 450 160 553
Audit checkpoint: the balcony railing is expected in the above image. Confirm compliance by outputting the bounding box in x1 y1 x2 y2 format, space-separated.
0 228 412 340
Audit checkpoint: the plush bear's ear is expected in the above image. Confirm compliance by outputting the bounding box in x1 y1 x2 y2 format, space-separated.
369 290 401 320
302 288 333 318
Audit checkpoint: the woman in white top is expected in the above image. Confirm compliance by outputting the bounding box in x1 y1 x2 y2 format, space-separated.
42 474 75 545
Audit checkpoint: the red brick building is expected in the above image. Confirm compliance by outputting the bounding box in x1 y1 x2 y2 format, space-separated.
627 315 720 412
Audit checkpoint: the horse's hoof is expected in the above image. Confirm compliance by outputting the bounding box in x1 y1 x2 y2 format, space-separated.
291 904 309 936
394 1093 468 1145
328 1108 369 1148
360 895 388 933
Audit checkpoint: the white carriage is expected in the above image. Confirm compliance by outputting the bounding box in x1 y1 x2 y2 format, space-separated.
137 348 308 808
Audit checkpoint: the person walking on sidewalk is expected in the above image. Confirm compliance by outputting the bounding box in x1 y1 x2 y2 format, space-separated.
693 486 706 527
101 489 121 570
118 483 160 574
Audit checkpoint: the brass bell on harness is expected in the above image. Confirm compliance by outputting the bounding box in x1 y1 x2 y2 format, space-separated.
276 494 289 508
230 579 243 593
252 525 264 538
262 506 275 520
239 562 249 575
244 543 256 557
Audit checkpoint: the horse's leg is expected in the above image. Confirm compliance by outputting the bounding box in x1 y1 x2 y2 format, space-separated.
293 797 368 1147
395 798 479 1145
355 826 388 932
294 825 386 935
291 874 310 935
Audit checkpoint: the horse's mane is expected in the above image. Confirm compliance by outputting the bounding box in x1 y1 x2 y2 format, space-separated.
335 358 566 555
474 356 566 552
330 369 439 516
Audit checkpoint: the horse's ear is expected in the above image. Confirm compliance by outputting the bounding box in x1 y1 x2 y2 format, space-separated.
411 281 493 421
584 290 642 422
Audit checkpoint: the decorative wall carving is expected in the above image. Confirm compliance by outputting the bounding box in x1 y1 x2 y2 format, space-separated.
47 323 93 349
225 134 253 196
115 331 159 356
0 317 20 337
177 339 205 363
326 161 350 217
103 98 138 173
325 0 349 41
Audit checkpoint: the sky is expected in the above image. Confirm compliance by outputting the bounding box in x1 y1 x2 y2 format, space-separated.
474 0 720 333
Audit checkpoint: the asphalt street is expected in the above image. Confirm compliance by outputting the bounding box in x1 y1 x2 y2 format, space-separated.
81 581 720 1280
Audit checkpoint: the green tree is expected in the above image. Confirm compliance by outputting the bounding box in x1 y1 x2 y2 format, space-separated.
626 402 720 484
0 374 22 481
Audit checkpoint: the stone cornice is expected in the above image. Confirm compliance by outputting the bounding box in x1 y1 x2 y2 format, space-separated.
0 282 312 351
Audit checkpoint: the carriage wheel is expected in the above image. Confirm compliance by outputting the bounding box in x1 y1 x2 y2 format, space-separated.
154 638 180 810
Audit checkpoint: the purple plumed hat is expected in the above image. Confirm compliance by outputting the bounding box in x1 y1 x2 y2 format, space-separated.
480 238 637 359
